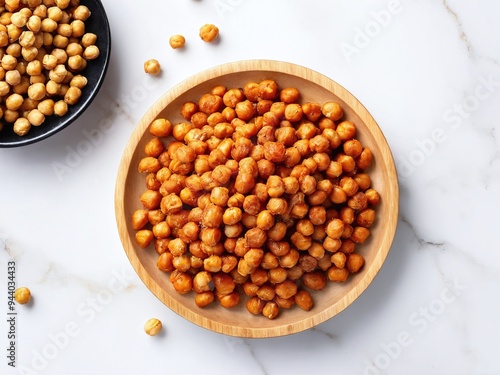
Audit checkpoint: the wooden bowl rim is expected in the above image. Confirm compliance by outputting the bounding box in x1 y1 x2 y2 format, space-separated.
115 59 399 338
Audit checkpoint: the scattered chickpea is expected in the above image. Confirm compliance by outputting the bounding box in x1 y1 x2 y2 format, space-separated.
169 34 185 49
199 23 219 42
144 59 161 75
14 287 31 304
144 318 162 336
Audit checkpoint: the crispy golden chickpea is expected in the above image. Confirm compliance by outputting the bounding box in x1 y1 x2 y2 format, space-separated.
144 59 161 75
266 222 287 242
195 291 215 307
234 172 255 194
132 209 149 230
294 290 313 311
331 252 347 268
199 23 219 42
327 266 349 282
268 267 288 284
204 255 222 273
135 229 154 248
235 99 255 121
259 79 279 100
138 156 161 174
14 287 31 304
170 270 192 294
279 87 300 104
267 197 288 215
321 101 343 121
284 103 303 122
255 210 274 231
201 203 223 228
326 218 345 240
336 121 357 141
279 249 300 269
348 192 369 211
302 102 322 121
246 296 266 315
356 147 373 170
263 141 286 163
149 118 172 138
218 291 240 308
365 188 381 206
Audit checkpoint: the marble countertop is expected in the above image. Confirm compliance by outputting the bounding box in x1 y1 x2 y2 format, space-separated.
1 0 499 374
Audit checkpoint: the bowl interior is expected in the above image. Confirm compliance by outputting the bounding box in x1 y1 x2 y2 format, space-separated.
0 0 112 148
115 60 399 338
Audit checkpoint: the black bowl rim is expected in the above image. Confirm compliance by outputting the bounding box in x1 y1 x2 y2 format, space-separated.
0 0 112 148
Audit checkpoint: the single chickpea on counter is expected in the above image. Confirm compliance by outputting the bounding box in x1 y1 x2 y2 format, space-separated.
199 24 219 42
169 34 186 49
144 59 161 75
14 287 31 305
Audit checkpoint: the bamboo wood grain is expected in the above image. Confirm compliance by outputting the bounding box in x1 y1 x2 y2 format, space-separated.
115 60 399 338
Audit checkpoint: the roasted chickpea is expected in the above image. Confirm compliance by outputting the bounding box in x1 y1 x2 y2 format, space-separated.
336 121 357 140
246 296 266 315
294 290 313 311
321 101 343 121
199 23 219 42
135 230 154 248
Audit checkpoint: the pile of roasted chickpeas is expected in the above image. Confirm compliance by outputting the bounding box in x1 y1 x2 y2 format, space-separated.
132 79 380 319
0 0 100 136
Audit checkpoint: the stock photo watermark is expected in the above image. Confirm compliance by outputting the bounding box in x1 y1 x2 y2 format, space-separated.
6 259 17 369
340 0 403 63
15 268 135 375
398 75 500 179
51 76 160 182
363 278 467 374
213 0 243 19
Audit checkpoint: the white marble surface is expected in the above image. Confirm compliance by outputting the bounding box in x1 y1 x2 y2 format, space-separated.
1 0 499 374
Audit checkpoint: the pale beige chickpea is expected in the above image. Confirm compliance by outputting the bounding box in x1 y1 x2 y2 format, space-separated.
66 42 83 56
73 5 91 21
83 45 99 60
45 79 61 95
41 17 57 32
81 32 97 48
7 24 22 42
4 109 20 123
199 23 219 42
0 31 8 48
13 76 29 94
70 19 85 37
42 54 58 70
11 12 29 28
47 5 63 20
49 64 67 83
27 109 45 126
27 82 46 100
67 54 84 70
19 30 35 48
26 59 42 76
13 117 31 136
2 54 17 70
21 46 38 61
6 93 24 111
144 59 161 75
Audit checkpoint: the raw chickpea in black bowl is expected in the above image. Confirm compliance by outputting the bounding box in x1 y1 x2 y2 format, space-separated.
0 0 111 148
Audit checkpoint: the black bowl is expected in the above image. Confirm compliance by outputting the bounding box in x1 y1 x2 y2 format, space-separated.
0 0 111 148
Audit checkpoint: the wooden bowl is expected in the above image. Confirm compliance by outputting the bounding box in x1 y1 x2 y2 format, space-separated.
115 60 399 338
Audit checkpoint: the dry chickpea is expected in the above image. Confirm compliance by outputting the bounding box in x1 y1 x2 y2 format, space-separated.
81 32 97 48
199 23 219 42
83 44 99 60
144 59 161 75
14 287 31 304
168 34 185 49
6 93 24 111
27 109 45 126
73 5 91 21
144 318 162 336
